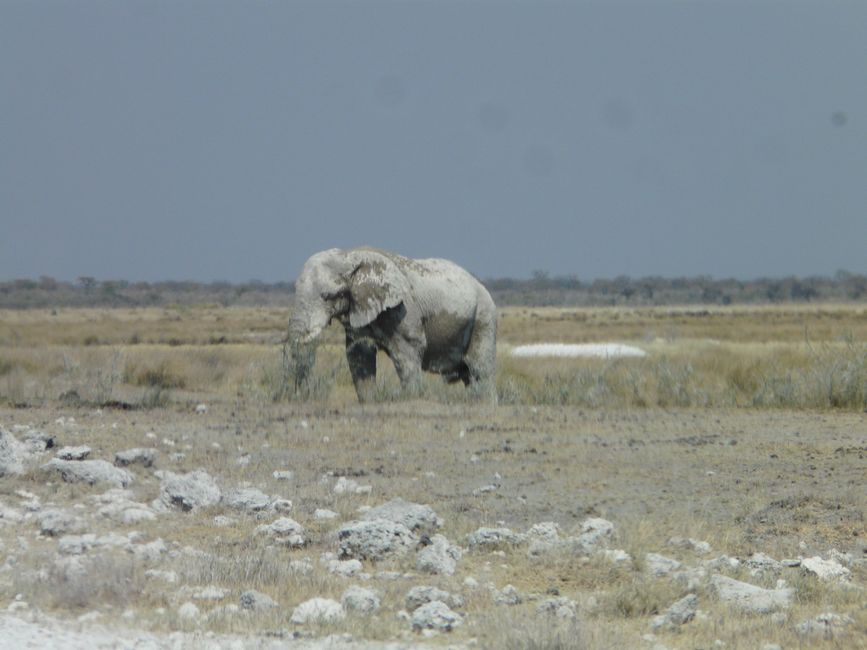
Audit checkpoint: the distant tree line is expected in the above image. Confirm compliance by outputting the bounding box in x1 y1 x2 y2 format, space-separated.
485 270 867 307
0 271 864 309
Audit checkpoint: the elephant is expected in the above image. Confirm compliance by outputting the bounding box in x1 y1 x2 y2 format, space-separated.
288 247 497 402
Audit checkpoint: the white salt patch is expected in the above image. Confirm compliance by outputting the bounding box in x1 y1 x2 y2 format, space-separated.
510 343 647 359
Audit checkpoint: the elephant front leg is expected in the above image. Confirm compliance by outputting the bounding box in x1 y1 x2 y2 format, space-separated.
345 333 377 402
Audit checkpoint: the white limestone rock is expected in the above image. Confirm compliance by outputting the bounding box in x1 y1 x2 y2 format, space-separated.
645 553 683 578
255 517 306 547
290 598 345 624
114 448 158 468
801 556 851 582
337 519 417 560
341 586 381 614
56 446 91 460
405 585 464 611
41 459 133 488
537 597 577 619
155 469 221 511
466 527 525 549
651 593 699 630
411 600 462 631
240 590 278 611
416 534 462 575
710 575 793 614
361 498 441 533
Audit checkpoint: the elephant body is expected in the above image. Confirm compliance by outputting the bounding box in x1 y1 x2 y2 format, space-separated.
289 247 497 402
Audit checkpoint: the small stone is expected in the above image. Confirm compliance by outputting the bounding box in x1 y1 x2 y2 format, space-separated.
192 586 228 601
746 552 782 577
38 509 84 536
314 508 338 520
576 517 615 551
290 598 345 624
467 527 524 548
416 534 462 575
334 476 371 495
651 593 698 630
645 553 682 577
801 556 851 582
600 549 632 565
406 585 464 611
131 538 167 563
526 522 561 542
537 597 576 619
271 498 293 512
0 429 29 477
155 469 220 511
704 555 741 572
710 575 792 614
337 519 416 560
56 446 91 460
178 602 200 621
240 590 278 611
289 558 314 575
327 559 363 577
341 586 381 614
667 536 712 555
255 517 306 547
223 487 272 512
492 584 522 606
145 569 178 583
795 612 853 639
115 448 158 467
42 459 133 487
411 601 462 631
58 534 96 555
361 498 441 533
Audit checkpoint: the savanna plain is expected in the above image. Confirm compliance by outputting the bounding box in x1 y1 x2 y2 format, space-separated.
0 304 865 649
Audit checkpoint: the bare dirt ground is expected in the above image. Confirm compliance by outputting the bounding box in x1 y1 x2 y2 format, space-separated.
1 400 865 648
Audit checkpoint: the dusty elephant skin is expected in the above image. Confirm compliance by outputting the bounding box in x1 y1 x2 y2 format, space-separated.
288 247 497 402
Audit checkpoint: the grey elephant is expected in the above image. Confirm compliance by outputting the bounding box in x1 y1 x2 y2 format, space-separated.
288 247 497 402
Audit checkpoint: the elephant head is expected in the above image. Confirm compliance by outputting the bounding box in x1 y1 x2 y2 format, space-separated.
288 248 411 344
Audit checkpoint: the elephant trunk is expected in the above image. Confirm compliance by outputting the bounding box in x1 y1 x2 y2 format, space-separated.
286 277 332 394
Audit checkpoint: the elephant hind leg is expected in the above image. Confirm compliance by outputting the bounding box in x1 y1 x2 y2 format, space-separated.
463 315 498 403
442 363 471 385
383 337 424 397
346 333 377 402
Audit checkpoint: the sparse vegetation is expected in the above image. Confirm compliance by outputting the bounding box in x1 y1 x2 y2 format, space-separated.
1 304 865 411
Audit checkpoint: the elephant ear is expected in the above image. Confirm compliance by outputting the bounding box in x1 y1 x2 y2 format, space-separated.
347 252 409 329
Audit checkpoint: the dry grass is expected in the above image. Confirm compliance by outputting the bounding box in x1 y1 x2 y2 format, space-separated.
2 304 864 411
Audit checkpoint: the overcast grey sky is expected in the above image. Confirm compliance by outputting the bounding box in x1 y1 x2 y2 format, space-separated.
1 1 864 283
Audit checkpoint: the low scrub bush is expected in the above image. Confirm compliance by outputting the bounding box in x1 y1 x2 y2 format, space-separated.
125 361 187 389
